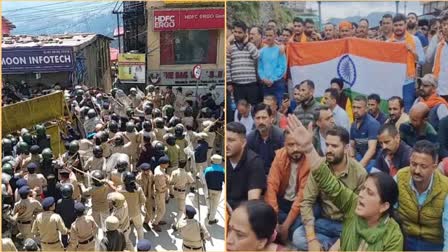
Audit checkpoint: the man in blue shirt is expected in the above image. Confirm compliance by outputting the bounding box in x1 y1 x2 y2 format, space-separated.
204 154 224 225
350 95 380 172
258 28 287 108
247 103 284 175
367 93 387 125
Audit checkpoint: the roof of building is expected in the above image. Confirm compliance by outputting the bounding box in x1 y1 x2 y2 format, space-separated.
2 33 112 49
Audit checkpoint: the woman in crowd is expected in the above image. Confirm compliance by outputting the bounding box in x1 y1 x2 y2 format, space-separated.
287 115 403 251
227 200 287 251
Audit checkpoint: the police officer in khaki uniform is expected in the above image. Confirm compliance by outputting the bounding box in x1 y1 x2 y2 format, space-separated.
24 163 47 199
13 186 43 240
170 162 195 230
81 170 111 232
154 118 167 142
99 216 126 251
202 120 217 166
152 156 170 232
67 202 98 251
1 238 17 252
107 191 132 250
110 158 128 187
177 205 211 251
120 171 146 241
59 169 82 201
84 146 106 185
136 163 154 232
175 124 188 168
31 197 68 251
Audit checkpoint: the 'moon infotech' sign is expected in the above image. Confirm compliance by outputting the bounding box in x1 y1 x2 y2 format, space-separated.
2 47 75 74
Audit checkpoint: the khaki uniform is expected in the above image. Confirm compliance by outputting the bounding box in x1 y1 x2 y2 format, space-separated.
176 138 188 165
84 157 106 186
2 238 17 252
121 186 146 240
101 142 112 158
170 168 194 225
110 142 133 160
123 132 140 167
140 130 156 144
174 93 186 118
67 215 98 251
13 197 43 239
22 154 42 171
110 170 124 187
83 185 110 230
166 144 180 176
177 219 210 251
182 117 195 130
31 211 68 251
154 128 166 142
136 171 154 223
15 154 30 173
111 201 132 251
129 95 141 108
153 165 168 225
24 173 47 198
204 132 216 166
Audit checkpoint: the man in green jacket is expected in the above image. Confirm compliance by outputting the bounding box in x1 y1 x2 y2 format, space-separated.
396 140 448 251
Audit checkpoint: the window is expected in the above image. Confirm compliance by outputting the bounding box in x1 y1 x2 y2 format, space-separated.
160 30 218 65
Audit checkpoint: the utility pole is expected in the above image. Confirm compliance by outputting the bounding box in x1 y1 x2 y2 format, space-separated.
318 1 322 31
395 1 399 14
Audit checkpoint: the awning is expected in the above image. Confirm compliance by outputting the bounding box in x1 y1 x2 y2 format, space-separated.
110 47 119 61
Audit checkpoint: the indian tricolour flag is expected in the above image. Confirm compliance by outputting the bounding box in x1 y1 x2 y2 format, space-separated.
287 38 408 99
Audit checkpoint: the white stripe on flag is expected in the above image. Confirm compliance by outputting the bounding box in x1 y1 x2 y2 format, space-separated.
290 54 407 99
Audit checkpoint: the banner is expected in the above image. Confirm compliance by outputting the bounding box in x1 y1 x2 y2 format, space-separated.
118 54 146 83
2 91 65 134
2 47 74 74
287 38 408 99
153 8 224 31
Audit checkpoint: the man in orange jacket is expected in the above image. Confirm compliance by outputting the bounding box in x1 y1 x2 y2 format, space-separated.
264 129 311 243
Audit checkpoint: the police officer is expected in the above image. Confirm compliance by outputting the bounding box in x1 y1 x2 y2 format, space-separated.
24 163 47 200
204 154 224 225
99 216 126 251
13 186 43 240
67 202 98 251
150 141 166 172
120 171 146 241
2 138 14 157
60 140 84 184
15 141 30 173
182 106 195 131
137 239 152 252
107 120 119 139
137 129 154 167
110 158 128 187
154 117 166 142
34 124 51 150
22 145 41 172
2 238 18 252
170 159 195 231
56 184 77 248
177 205 210 251
107 191 132 250
84 145 106 186
109 135 133 159
175 124 188 169
202 120 217 166
194 132 209 180
31 197 68 251
152 156 170 232
39 148 55 178
136 163 154 232
81 170 110 232
59 169 81 201
123 121 140 168
164 133 180 190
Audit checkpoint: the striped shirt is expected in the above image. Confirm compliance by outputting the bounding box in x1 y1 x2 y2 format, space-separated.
226 42 259 84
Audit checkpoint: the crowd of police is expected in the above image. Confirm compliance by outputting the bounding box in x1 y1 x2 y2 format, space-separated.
1 83 225 251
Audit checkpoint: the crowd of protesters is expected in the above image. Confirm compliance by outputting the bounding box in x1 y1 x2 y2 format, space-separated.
2 82 225 251
226 9 448 252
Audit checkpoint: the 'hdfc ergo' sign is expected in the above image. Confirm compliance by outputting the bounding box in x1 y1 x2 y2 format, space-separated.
153 8 224 31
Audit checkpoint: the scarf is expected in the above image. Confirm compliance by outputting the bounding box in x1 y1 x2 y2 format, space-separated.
433 40 446 78
419 93 448 109
391 31 416 78
344 215 390 251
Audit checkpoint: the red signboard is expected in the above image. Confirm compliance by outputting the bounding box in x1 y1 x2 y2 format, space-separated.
153 8 224 31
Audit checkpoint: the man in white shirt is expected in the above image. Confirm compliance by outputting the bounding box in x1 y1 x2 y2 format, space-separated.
323 88 351 133
234 99 254 135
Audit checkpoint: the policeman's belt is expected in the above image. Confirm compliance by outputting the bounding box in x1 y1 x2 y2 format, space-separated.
174 187 186 192
41 240 60 245
183 244 202 250
79 236 95 244
18 220 32 224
